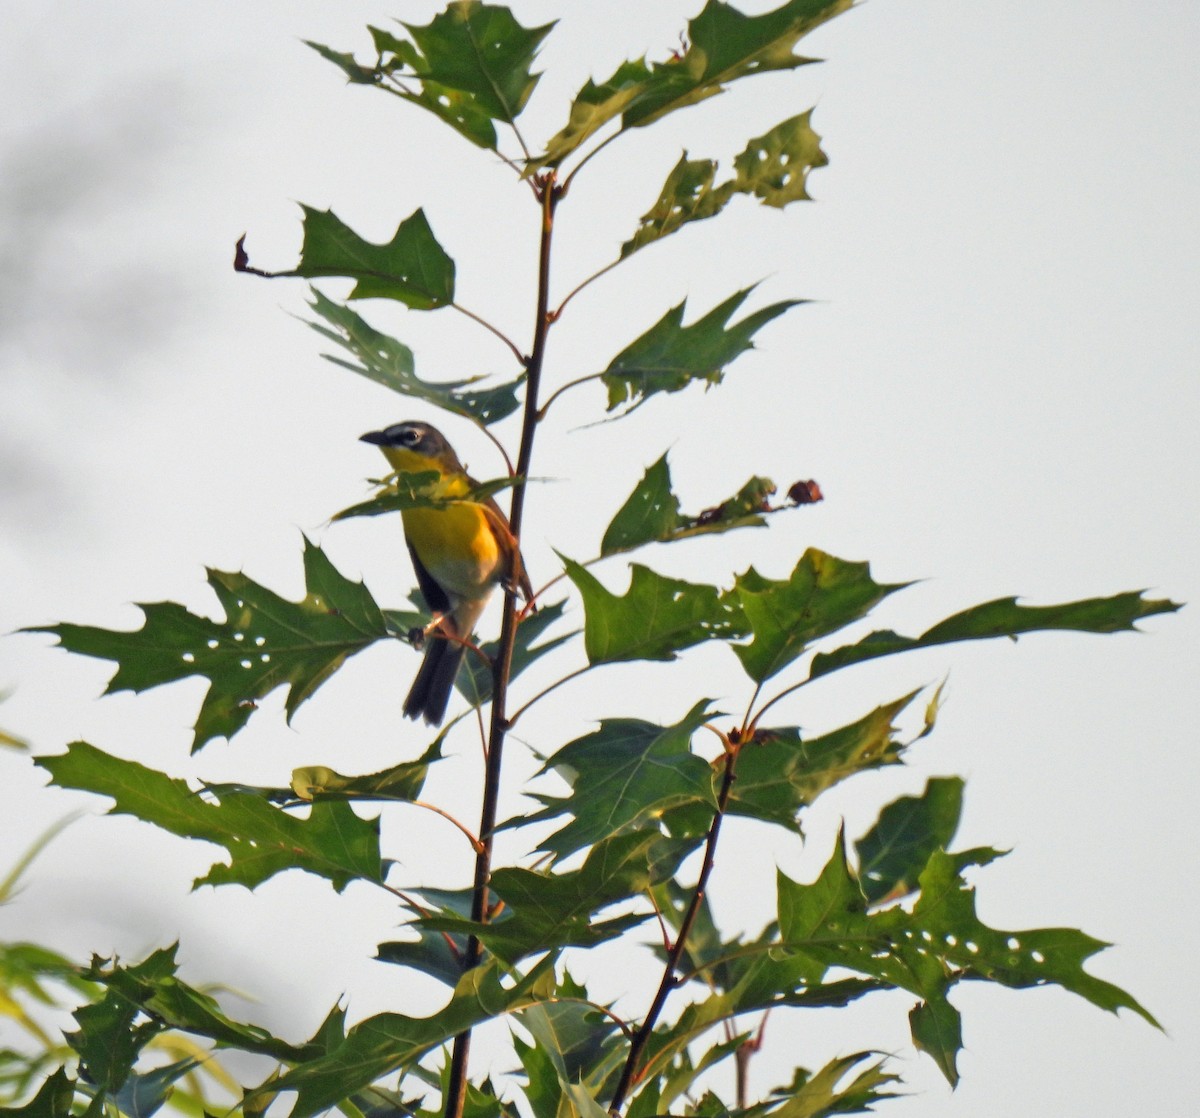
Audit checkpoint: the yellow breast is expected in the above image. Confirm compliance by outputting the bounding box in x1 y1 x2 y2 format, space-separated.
402 501 505 601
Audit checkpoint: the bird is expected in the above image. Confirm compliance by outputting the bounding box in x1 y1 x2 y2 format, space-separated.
359 420 533 726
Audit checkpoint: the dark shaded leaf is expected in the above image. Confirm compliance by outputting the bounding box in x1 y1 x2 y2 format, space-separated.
363 5 554 150
731 550 905 683
30 538 389 751
811 592 1181 680
112 1058 199 1118
602 289 799 416
294 207 454 307
420 831 690 964
0 1068 75 1117
269 960 555 1118
307 290 521 426
728 692 920 828
529 702 717 858
39 743 382 892
563 558 743 664
856 778 964 905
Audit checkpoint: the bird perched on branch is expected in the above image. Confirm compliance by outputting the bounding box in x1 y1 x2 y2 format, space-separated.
360 420 532 725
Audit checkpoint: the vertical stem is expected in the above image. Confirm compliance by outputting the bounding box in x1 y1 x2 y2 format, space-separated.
443 175 560 1118
607 746 741 1116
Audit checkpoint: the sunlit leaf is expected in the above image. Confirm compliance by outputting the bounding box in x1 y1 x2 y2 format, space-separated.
602 288 799 416
39 743 383 892
528 702 717 858
766 1052 900 1118
563 558 743 664
731 550 905 683
290 739 443 804
619 112 826 257
30 538 390 751
532 0 852 167
307 290 521 425
811 592 1181 680
856 778 964 905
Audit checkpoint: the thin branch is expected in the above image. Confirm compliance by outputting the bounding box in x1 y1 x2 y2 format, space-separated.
444 172 562 1118
505 663 593 726
562 129 623 195
746 674 810 736
410 801 484 854
607 742 741 1115
552 258 622 323
451 301 526 364
537 370 608 421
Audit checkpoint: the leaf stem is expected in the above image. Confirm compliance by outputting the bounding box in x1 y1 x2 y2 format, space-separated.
607 740 741 1115
443 172 562 1118
552 258 623 323
451 301 526 364
537 370 608 420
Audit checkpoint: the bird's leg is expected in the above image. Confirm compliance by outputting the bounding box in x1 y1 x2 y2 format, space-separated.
407 612 453 650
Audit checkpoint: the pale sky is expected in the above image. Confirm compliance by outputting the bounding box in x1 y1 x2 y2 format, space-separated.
2 2 1197 1115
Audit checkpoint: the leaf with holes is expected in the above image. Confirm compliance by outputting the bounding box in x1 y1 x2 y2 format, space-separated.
601 288 799 416
775 834 1160 1086
563 558 744 665
856 778 965 905
39 742 383 892
527 702 717 859
29 538 390 751
600 453 789 557
307 290 520 425
619 112 826 257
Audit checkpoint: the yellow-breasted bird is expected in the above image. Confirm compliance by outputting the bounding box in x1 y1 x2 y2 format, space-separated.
360 420 533 726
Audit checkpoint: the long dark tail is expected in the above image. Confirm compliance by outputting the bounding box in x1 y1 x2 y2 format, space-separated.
403 634 468 726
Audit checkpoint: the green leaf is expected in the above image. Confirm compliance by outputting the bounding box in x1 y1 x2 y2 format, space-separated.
908 997 962 1089
601 454 794 557
732 110 828 208
112 1058 199 1118
601 289 800 416
532 0 852 167
811 591 1182 680
856 778 965 904
376 927 467 989
731 550 906 683
293 207 455 308
516 972 620 1090
766 1053 900 1118
619 155 735 259
619 113 826 257
529 701 717 858
269 959 555 1118
305 40 379 85
457 601 575 708
728 692 921 828
30 538 390 751
0 1068 75 1117
306 290 520 426
67 949 177 1094
420 831 690 964
563 557 743 664
38 743 383 892
290 738 443 804
371 4 554 150
774 836 1160 1086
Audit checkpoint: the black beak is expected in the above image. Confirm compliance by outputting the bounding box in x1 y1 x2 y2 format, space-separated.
359 430 390 446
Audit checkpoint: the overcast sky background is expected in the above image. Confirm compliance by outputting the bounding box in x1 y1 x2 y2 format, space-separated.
1 1 1197 1115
